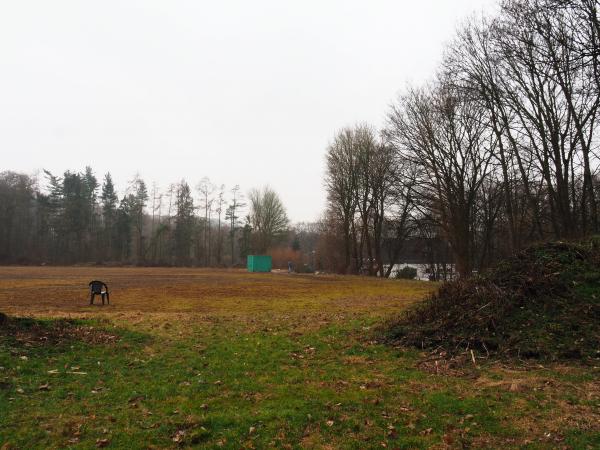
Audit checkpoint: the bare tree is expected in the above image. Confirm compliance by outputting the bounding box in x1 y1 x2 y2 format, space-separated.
225 185 245 266
491 0 598 237
149 181 163 263
387 82 495 277
197 177 215 266
447 18 543 251
324 127 359 273
354 124 379 275
215 184 226 265
248 186 289 254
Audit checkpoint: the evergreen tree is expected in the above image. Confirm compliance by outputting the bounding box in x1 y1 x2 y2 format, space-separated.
0 172 36 262
291 236 301 251
116 195 133 261
44 170 65 260
82 166 99 259
239 218 253 261
62 171 88 261
101 173 118 260
174 181 195 265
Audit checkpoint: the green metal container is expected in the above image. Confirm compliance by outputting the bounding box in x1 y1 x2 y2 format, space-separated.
247 255 272 272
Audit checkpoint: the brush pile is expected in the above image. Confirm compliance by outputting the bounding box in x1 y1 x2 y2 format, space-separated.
384 240 600 361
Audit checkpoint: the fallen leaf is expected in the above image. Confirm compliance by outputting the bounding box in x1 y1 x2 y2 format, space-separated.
38 383 50 391
443 433 454 445
95 438 110 448
172 430 186 443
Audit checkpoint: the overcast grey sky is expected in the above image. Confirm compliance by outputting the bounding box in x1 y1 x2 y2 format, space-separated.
0 0 497 222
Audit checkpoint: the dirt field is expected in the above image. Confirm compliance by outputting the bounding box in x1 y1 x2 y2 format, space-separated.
0 267 598 449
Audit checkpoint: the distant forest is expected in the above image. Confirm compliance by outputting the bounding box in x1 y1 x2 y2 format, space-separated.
0 170 318 268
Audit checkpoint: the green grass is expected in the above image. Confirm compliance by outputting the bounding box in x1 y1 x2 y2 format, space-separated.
2 316 598 449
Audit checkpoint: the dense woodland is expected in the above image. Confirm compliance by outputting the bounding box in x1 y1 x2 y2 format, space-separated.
0 170 304 267
1 0 599 278
322 0 600 278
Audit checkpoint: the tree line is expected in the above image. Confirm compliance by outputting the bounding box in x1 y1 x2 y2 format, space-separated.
322 0 600 278
0 169 291 266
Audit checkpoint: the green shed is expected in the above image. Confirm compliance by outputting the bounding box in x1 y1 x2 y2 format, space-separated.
247 255 272 273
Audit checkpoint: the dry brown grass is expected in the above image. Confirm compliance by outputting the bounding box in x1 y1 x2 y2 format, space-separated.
0 266 433 322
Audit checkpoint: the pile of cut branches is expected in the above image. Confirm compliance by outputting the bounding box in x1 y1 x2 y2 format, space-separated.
383 240 600 361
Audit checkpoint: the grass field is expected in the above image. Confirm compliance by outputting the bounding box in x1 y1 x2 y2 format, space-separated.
0 267 598 449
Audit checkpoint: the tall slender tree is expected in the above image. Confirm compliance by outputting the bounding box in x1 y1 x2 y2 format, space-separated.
174 180 195 265
101 173 118 260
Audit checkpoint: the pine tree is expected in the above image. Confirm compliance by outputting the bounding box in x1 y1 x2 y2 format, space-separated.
174 181 195 265
116 195 133 261
101 173 118 260
43 170 64 260
82 166 99 260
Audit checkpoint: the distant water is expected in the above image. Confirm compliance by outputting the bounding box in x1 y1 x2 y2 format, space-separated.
385 263 456 281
